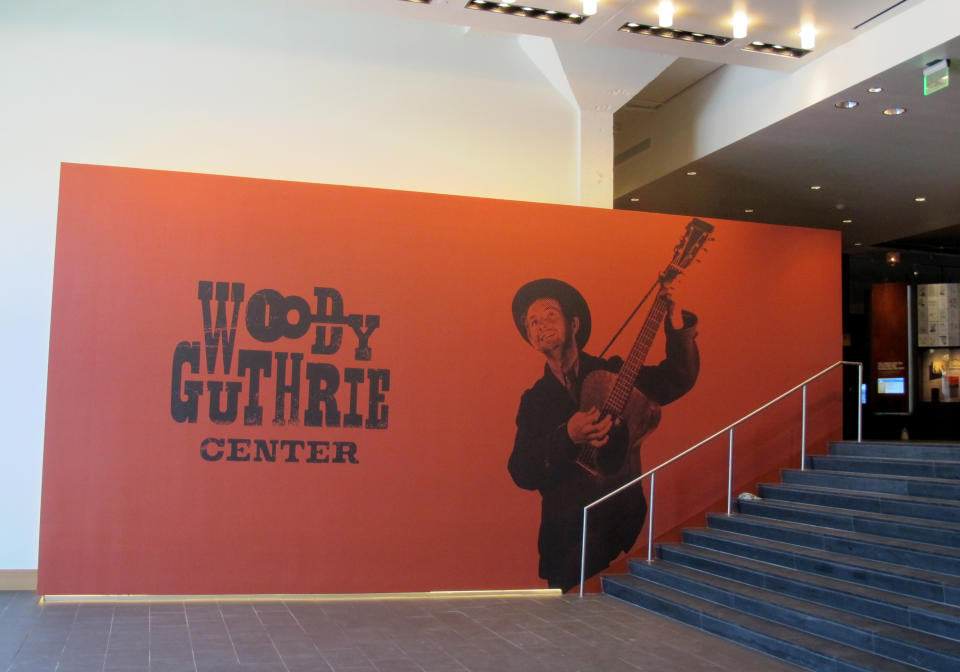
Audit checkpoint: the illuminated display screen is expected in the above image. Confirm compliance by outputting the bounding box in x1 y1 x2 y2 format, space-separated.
877 377 905 394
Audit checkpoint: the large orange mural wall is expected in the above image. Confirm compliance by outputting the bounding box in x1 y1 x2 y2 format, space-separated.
39 164 841 595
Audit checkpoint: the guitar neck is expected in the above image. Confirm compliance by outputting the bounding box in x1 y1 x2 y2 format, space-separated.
602 292 672 416
597 218 713 419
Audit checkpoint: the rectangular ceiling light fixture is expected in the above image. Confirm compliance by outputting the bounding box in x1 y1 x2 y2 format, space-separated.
399 0 433 3
465 1 588 24
618 23 732 46
742 41 810 58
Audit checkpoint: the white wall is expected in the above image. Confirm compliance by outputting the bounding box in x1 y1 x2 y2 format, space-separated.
0 0 582 572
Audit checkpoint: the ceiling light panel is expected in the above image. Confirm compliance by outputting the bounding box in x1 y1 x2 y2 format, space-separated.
465 1 587 23
657 1 674 28
799 23 816 50
743 41 810 59
732 11 749 39
619 23 732 46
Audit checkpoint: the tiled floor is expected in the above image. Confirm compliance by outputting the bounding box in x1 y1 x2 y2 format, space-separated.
0 591 802 672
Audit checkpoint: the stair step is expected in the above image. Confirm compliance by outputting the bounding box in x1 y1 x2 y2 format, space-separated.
625 558 960 670
831 441 960 461
736 497 960 548
602 573 928 671
758 482 960 524
655 543 960 641
782 469 960 500
681 526 960 605
810 455 960 480
706 513 960 575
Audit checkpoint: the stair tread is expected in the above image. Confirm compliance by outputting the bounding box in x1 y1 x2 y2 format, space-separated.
761 481 960 509
809 449 960 463
684 526 960 588
629 558 960 654
653 542 960 619
829 442 960 461
741 497 960 533
712 512 960 560
832 441 960 447
814 455 960 466
785 468 960 486
604 574 929 671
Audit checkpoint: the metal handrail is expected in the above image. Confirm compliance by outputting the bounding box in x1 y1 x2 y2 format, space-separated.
578 360 863 596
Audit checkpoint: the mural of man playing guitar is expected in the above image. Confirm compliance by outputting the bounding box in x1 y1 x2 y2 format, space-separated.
508 218 711 592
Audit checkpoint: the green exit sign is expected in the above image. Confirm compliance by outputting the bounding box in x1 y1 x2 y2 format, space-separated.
924 59 950 96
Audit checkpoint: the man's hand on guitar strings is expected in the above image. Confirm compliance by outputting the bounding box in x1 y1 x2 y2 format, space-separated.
567 406 613 447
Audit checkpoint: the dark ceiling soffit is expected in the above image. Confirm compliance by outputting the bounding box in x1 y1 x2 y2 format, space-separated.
878 224 960 253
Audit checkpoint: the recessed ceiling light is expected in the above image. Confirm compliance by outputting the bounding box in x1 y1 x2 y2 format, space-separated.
742 40 810 58
883 107 906 116
619 23 733 46
915 196 927 202
842 219 853 224
744 208 754 213
868 87 883 93
810 185 822 190
630 197 640 202
686 171 697 176
467 1 587 22
835 100 859 109
854 242 863 247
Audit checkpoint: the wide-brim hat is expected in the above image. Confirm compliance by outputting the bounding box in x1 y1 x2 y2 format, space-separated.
512 278 591 350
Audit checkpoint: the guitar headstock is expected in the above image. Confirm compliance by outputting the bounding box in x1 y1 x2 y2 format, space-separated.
671 218 714 271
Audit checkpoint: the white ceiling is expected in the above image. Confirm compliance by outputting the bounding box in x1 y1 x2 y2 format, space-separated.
329 1 958 255
354 1 917 72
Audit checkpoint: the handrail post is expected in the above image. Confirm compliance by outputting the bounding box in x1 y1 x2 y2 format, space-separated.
579 507 588 597
801 384 807 471
647 472 656 562
857 362 863 442
727 429 734 515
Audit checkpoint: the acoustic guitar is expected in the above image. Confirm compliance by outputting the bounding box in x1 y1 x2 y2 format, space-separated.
575 217 714 479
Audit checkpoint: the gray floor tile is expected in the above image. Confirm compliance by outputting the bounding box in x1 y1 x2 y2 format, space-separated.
0 592 806 672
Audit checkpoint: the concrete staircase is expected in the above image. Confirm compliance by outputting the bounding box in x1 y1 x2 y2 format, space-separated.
603 440 960 671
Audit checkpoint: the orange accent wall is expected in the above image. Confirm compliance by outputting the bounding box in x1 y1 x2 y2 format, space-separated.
39 163 842 595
